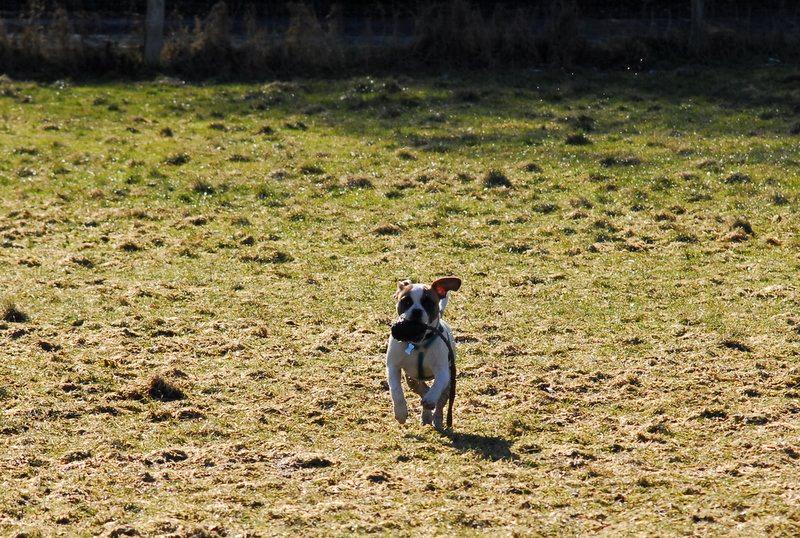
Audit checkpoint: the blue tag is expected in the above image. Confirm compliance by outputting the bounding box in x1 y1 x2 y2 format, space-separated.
404 343 415 355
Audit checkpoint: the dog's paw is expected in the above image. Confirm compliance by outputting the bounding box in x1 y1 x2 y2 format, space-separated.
421 409 433 425
394 405 408 424
421 395 437 410
433 414 443 430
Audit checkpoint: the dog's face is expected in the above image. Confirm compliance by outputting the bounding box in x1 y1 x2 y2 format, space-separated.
394 277 461 326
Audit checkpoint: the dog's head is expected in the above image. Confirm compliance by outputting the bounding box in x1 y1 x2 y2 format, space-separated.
392 277 461 340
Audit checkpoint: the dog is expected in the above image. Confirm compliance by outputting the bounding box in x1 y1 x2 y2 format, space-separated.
386 277 461 429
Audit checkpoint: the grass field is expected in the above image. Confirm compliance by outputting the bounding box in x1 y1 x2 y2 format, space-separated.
1 66 800 536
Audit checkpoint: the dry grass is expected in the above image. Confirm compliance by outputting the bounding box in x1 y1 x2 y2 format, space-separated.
1 67 800 535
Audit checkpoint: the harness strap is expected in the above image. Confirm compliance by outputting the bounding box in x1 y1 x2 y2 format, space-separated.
423 323 456 429
417 352 425 381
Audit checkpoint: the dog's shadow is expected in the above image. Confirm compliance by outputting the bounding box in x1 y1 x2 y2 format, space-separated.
441 430 516 461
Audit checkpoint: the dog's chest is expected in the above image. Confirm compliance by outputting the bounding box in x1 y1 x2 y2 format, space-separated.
396 346 435 380
387 322 454 381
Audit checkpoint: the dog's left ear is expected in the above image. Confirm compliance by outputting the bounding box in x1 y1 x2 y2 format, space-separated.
394 279 412 299
431 276 461 297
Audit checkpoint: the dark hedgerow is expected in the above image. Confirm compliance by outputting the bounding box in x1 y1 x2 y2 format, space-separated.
0 1 798 80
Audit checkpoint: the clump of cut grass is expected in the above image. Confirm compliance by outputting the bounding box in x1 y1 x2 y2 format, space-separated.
70 255 94 268
118 240 142 252
698 408 728 419
396 149 418 161
521 162 542 173
281 454 333 470
570 196 592 209
721 339 752 352
165 153 190 166
654 210 676 222
373 223 402 236
588 173 609 182
300 164 325 175
241 250 294 264
343 176 374 189
147 375 185 401
570 114 595 131
722 216 754 242
284 120 308 130
192 179 215 195
723 171 751 184
533 202 559 214
771 192 789 205
600 155 641 167
730 217 754 236
186 215 209 226
565 133 591 145
2 301 29 323
483 169 512 188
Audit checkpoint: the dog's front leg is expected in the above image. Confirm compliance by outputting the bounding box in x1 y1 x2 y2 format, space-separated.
386 362 408 424
421 366 450 411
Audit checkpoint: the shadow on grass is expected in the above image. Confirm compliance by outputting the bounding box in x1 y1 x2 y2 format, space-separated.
443 430 517 461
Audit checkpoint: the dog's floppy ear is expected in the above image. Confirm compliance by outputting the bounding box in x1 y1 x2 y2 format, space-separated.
431 276 461 297
394 279 412 299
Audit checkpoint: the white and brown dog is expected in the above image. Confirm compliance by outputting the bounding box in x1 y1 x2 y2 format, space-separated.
386 277 461 429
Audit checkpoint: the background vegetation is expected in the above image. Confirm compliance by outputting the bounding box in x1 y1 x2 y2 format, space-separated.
0 0 799 79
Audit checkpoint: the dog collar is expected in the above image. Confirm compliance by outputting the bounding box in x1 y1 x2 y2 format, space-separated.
403 321 440 350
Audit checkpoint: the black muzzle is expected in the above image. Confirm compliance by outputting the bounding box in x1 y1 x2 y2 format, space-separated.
391 319 429 343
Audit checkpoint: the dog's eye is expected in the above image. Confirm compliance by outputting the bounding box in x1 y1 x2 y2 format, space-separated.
399 297 412 310
421 297 434 309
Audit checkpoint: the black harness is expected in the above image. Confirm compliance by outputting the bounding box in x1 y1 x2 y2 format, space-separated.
413 332 438 381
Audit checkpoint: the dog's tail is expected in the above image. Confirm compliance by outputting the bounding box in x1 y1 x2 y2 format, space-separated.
447 351 456 429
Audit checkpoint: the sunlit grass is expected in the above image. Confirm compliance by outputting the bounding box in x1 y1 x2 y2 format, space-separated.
1 67 799 534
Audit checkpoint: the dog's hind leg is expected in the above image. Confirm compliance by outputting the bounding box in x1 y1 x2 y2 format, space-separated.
433 385 449 430
406 376 433 425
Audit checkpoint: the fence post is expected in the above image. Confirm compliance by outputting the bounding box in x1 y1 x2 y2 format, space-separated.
145 0 165 67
